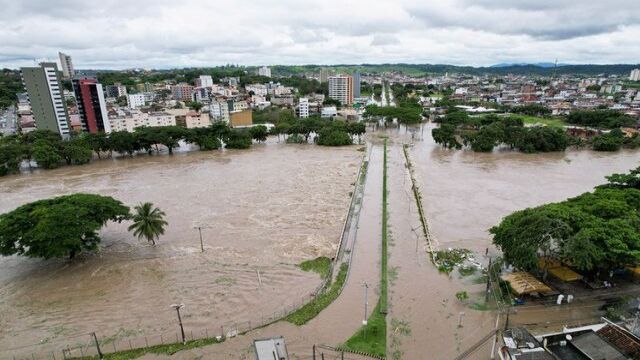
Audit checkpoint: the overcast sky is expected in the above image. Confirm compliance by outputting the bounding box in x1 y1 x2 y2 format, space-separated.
1 0 638 69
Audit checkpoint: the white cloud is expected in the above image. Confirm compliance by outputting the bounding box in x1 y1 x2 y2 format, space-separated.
0 0 638 69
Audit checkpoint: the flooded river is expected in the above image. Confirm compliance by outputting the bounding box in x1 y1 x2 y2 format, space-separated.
0 143 361 357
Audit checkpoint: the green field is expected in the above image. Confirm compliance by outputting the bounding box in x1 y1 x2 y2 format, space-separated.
518 115 566 127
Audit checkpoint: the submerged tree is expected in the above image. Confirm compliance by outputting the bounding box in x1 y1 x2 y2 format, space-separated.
128 202 168 245
0 194 130 259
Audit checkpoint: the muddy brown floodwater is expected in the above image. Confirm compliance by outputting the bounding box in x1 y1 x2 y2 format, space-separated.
384 124 638 359
0 143 361 357
410 123 639 257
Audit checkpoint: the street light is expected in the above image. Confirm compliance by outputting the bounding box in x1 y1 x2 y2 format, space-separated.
170 303 186 344
193 225 208 252
362 281 369 325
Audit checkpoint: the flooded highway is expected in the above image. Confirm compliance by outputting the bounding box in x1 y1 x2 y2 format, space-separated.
0 143 361 357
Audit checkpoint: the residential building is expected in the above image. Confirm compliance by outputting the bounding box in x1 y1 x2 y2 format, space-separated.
230 109 253 127
630 69 640 82
297 98 309 118
106 83 128 98
319 68 332 83
58 52 74 79
171 83 194 102
321 106 338 118
227 100 249 112
353 71 361 98
109 110 175 132
210 101 230 123
21 62 71 136
328 75 354 105
196 75 213 88
258 66 271 78
72 76 111 133
127 93 146 109
246 84 268 96
176 111 211 128
192 87 211 103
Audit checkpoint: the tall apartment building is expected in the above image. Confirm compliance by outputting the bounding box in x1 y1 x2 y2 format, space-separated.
630 69 640 82
210 101 230 123
21 62 71 136
58 52 74 79
72 76 111 133
297 98 309 118
127 93 146 109
171 83 194 102
353 71 361 98
258 66 272 78
328 75 354 106
106 83 128 98
195 75 214 88
319 68 330 83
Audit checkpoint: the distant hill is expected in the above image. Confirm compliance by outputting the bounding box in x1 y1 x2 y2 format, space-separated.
490 62 567 68
271 63 640 77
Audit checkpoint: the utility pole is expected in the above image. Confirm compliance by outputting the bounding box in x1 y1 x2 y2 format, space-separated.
195 226 204 252
91 332 103 359
170 304 186 344
485 257 492 304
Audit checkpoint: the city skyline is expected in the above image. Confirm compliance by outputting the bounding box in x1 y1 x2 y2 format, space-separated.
1 0 639 69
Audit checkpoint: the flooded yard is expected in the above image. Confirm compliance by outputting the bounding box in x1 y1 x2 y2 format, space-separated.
0 143 361 356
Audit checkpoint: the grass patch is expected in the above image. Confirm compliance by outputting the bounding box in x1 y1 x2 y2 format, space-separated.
519 115 566 128
340 302 387 357
285 263 348 325
470 302 491 311
299 256 332 279
70 337 224 360
435 248 472 274
458 265 477 277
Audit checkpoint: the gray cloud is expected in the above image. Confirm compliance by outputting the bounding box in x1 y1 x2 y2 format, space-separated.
0 0 638 69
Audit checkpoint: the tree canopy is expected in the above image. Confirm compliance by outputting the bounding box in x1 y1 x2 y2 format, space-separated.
0 194 130 259
491 167 640 275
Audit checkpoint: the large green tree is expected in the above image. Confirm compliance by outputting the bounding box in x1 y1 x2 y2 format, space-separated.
491 179 640 275
0 194 130 259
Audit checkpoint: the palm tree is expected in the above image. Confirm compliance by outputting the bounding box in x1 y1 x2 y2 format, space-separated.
128 202 168 245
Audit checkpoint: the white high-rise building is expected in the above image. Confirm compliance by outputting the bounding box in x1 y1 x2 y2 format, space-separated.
58 52 74 79
258 66 272 78
298 98 309 118
197 75 214 88
328 75 354 106
210 101 230 123
630 69 640 82
127 93 146 109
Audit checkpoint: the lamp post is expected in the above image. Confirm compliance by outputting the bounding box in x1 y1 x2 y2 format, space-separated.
362 281 369 325
194 226 205 252
170 303 186 344
362 281 369 340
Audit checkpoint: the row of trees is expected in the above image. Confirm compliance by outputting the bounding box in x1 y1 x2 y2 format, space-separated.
432 111 640 153
491 166 640 276
432 113 570 153
0 123 263 176
269 115 366 145
0 194 168 259
364 100 423 125
566 110 636 129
